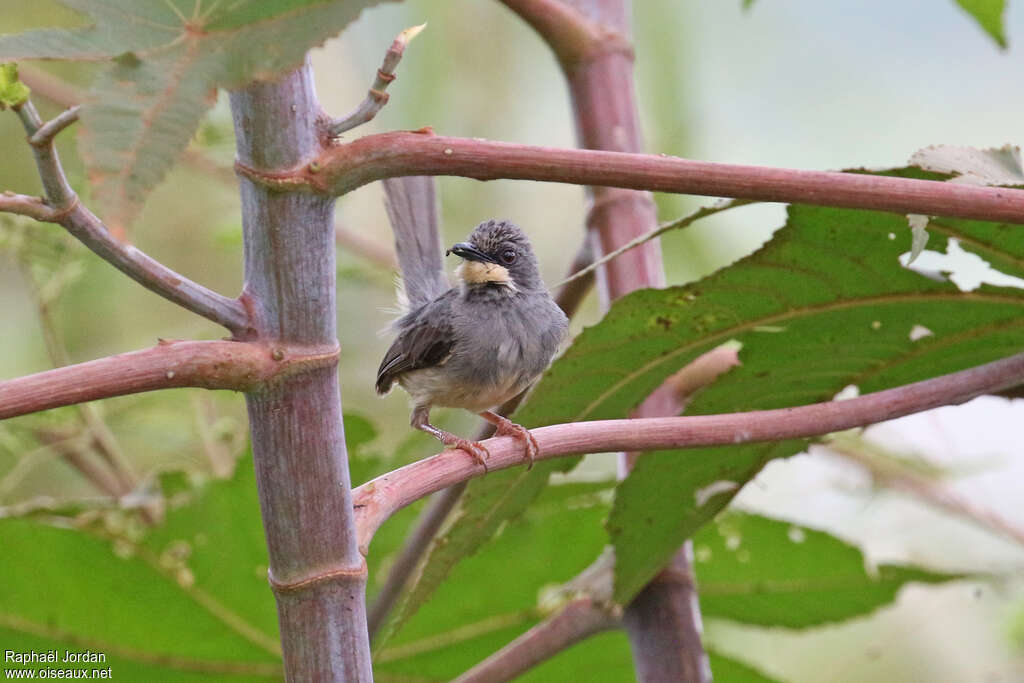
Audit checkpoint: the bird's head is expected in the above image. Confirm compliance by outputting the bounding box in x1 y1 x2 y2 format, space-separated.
447 219 543 293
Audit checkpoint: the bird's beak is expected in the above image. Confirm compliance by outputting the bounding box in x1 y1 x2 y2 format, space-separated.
446 242 497 264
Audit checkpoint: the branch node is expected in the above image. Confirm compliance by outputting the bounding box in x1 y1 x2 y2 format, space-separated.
268 558 368 595
28 105 81 147
48 193 81 222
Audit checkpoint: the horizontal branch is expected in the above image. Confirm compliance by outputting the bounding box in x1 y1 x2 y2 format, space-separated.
353 350 1024 552
0 340 340 420
237 131 1024 224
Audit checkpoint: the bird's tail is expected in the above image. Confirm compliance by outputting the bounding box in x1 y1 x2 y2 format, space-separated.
382 176 448 310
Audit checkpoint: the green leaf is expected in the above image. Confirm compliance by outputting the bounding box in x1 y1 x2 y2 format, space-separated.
953 0 1007 48
0 458 282 679
694 513 960 627
608 197 1024 602
0 0 397 228
708 649 782 682
0 62 30 109
379 458 582 643
375 482 613 676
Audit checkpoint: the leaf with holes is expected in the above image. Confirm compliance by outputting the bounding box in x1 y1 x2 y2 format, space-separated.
608 196 1024 602
0 0 396 229
391 168 1024 626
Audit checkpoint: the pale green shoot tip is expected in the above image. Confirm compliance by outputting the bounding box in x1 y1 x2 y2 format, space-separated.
0 63 31 110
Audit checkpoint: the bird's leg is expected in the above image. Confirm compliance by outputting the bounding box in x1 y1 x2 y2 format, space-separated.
411 405 490 471
479 410 539 469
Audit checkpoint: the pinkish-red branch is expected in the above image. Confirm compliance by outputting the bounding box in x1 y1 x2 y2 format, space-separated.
252 132 1024 224
453 598 619 683
0 340 340 420
496 0 632 71
353 350 1024 552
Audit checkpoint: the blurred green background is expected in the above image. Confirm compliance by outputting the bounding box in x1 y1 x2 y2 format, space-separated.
2 1 1023 681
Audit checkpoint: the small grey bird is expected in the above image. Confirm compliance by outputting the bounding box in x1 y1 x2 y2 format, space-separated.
375 217 568 467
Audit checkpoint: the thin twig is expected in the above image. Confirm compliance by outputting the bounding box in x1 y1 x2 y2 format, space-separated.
3 96 250 334
452 598 620 683
554 199 753 289
0 192 59 222
0 340 340 420
29 105 80 147
353 350 1024 552
34 429 123 499
13 100 76 205
329 24 426 137
286 132 1024 224
552 240 594 315
192 395 237 478
25 261 140 509
374 611 537 664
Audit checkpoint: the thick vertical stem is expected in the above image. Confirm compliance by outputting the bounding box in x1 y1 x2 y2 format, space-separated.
230 62 372 681
622 548 708 682
556 1 709 680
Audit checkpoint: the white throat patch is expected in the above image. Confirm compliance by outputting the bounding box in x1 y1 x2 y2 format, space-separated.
456 260 516 289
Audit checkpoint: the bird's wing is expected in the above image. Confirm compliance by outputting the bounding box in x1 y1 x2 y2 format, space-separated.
375 302 456 394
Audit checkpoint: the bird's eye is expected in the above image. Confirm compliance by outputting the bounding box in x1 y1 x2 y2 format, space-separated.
500 249 517 265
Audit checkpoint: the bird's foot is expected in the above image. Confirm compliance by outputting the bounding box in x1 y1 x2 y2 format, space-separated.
489 414 539 470
438 433 490 472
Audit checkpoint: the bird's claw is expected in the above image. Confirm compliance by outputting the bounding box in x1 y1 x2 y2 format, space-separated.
443 436 490 473
494 420 539 470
